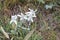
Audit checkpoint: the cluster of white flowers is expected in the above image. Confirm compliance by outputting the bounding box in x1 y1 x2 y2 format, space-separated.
10 8 37 30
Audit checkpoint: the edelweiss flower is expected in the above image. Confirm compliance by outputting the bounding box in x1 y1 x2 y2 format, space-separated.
10 15 17 25
26 8 37 17
25 8 37 22
17 13 27 21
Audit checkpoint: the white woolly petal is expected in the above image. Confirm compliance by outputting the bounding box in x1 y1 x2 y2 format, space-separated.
20 18 23 20
10 20 17 25
28 8 32 11
35 9 37 12
11 15 17 20
17 14 21 17
25 12 31 14
31 18 33 22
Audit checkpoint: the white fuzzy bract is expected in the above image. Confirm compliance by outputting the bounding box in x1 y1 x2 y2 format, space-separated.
25 8 37 22
10 15 17 25
17 13 27 21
